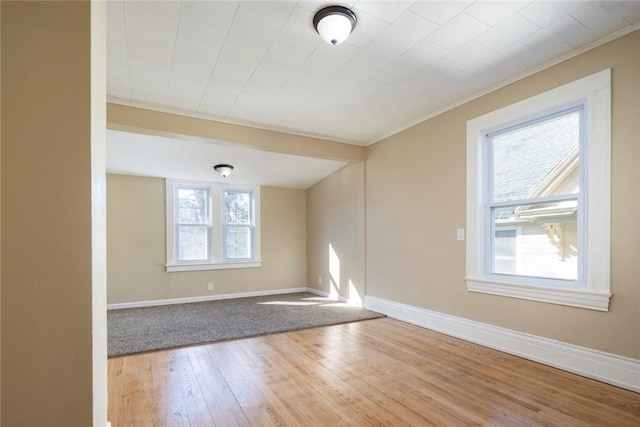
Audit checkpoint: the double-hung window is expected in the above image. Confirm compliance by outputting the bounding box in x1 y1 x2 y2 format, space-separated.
466 70 611 311
487 105 583 282
166 180 261 271
175 184 211 262
223 189 254 260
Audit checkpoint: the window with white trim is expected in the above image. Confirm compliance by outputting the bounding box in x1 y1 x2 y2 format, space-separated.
175 184 211 262
223 189 254 260
466 69 611 311
488 105 583 282
166 180 261 272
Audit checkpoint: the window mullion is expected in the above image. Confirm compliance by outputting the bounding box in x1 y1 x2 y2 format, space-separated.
489 193 579 208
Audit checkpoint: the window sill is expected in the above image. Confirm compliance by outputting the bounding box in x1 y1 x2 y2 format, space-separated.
466 277 611 311
166 261 262 272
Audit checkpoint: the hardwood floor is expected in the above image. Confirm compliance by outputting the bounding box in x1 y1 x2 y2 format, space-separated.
108 317 640 426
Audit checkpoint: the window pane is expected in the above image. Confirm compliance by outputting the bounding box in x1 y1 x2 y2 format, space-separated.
494 228 517 274
491 110 580 203
492 201 577 280
495 229 517 257
178 225 208 261
224 191 251 224
225 226 251 259
178 188 208 224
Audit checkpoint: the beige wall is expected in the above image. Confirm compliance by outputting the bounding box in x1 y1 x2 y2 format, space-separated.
307 163 366 305
0 2 3 421
107 174 307 304
366 30 640 359
1 2 107 426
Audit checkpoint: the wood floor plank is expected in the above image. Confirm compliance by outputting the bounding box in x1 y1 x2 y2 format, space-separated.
172 348 215 427
278 329 435 426
238 334 396 426
368 341 541 423
119 355 145 426
206 340 299 426
185 345 250 427
235 338 351 426
108 318 640 426
139 353 162 427
157 351 191 427
107 356 124 425
360 318 640 426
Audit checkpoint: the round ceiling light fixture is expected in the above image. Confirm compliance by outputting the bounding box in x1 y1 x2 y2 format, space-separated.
313 6 357 46
213 164 234 178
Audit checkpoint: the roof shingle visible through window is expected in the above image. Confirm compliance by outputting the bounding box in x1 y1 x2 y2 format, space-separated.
492 111 579 203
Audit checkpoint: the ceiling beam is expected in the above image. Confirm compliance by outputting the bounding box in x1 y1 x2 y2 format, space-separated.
107 103 365 163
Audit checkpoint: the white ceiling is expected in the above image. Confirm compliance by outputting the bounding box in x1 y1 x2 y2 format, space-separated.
106 1 640 187
107 130 347 188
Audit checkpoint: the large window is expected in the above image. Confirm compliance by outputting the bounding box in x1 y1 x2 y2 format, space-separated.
223 189 254 260
176 185 211 262
166 180 261 271
488 105 583 282
466 70 611 311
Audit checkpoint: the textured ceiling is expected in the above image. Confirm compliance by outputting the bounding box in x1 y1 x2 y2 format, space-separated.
107 1 640 146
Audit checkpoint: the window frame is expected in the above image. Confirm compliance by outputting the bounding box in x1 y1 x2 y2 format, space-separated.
222 188 256 261
465 69 611 311
485 104 585 287
166 179 261 272
173 183 212 263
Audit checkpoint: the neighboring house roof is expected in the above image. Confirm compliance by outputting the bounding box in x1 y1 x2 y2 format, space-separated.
492 111 580 203
492 110 580 223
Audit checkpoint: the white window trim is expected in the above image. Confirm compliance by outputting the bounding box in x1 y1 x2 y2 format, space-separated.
165 179 261 272
466 69 611 311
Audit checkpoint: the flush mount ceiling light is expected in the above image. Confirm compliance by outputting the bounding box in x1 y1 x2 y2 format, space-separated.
213 164 234 178
313 5 357 46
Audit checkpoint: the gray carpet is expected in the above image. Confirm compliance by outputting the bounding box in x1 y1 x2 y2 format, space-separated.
108 292 383 357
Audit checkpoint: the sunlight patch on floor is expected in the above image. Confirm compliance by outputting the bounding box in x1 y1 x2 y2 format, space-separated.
320 302 361 309
257 301 321 306
302 297 335 302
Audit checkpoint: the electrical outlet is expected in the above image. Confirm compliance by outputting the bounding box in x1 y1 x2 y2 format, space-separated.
318 276 322 285
457 228 465 241
207 282 214 291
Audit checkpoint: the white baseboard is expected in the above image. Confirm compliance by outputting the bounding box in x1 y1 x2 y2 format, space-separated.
305 287 351 304
364 295 640 393
107 287 309 310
